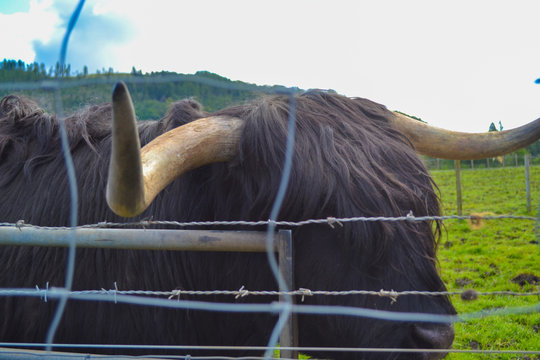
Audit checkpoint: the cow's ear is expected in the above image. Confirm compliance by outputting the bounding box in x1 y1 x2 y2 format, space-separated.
160 99 207 131
0 95 45 125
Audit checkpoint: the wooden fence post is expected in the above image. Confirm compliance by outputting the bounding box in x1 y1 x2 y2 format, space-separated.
278 229 298 359
525 154 531 213
455 160 462 216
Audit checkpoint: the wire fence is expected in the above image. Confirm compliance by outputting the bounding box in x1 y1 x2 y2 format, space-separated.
0 1 539 359
429 158 540 215
424 154 540 170
0 215 538 359
1 282 539 302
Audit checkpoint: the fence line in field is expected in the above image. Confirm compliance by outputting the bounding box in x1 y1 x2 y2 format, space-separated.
425 154 540 170
448 157 537 215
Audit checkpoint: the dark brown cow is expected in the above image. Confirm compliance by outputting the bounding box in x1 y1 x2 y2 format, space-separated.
0 85 538 359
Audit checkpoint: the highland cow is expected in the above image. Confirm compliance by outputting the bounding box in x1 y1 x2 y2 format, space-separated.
0 83 538 359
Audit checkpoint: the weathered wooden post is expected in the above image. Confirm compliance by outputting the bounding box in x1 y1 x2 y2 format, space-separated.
525 154 531 213
278 229 298 359
455 160 462 216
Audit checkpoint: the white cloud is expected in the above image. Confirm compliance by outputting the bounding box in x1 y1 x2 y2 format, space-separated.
0 0 59 62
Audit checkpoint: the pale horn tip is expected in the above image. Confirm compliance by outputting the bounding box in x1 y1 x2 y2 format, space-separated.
112 81 129 102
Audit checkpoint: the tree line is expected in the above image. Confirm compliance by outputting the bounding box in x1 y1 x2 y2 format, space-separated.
0 59 298 119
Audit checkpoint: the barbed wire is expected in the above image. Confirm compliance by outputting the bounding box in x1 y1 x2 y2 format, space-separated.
0 288 538 325
0 286 538 303
0 213 536 232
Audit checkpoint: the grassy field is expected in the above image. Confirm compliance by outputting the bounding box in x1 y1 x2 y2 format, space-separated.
431 165 539 359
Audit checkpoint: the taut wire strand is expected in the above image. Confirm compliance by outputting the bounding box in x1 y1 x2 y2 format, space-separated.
0 288 538 324
0 287 538 299
44 0 85 351
0 214 536 232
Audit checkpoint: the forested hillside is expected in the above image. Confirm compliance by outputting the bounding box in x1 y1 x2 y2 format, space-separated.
0 59 300 119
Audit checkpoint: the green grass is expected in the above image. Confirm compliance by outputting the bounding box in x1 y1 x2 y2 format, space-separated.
284 166 539 359
432 166 540 359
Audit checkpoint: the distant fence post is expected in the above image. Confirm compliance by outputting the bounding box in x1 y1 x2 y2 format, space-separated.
486 158 490 168
515 153 518 167
470 160 474 169
525 154 531 212
436 158 440 170
455 160 462 216
278 229 298 359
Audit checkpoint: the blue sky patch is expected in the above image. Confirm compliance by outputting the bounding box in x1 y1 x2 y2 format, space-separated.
0 0 30 14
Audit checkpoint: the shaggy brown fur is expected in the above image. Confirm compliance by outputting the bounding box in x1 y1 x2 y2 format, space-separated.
0 91 455 359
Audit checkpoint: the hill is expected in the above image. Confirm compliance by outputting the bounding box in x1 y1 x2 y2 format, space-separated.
0 59 300 119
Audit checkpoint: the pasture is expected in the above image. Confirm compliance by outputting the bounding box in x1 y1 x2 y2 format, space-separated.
432 165 539 359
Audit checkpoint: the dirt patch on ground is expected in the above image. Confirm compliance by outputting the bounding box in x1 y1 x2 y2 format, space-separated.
455 277 473 287
511 273 540 286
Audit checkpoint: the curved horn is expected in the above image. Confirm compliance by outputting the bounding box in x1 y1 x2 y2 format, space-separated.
391 112 540 160
106 82 244 217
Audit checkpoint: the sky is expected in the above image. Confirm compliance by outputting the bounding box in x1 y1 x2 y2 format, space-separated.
0 0 539 132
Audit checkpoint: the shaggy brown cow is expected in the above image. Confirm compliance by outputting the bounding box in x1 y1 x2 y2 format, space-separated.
0 84 538 359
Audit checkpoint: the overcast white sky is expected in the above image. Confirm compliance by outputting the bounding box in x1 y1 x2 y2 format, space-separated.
1 0 539 132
